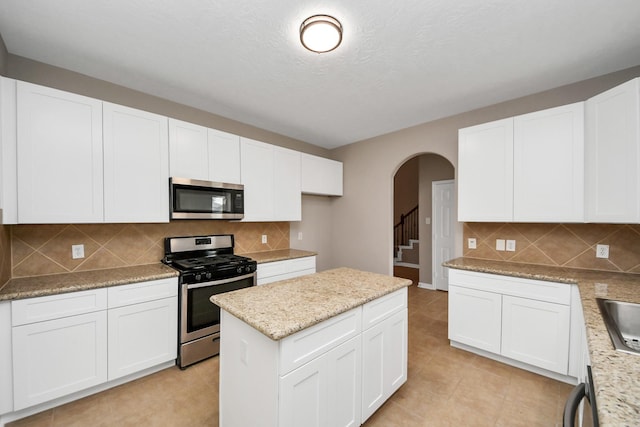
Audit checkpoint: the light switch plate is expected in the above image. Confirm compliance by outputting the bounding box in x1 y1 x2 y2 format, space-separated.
496 239 506 251
506 240 516 252
467 238 477 249
72 244 85 259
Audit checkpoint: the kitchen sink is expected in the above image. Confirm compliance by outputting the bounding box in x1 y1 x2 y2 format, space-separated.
596 298 640 355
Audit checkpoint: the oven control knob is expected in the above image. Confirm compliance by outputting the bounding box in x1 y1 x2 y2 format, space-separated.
245 266 251 273
205 272 212 280
237 267 243 273
195 274 202 282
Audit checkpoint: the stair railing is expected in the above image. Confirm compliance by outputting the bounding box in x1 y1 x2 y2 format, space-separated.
394 205 419 250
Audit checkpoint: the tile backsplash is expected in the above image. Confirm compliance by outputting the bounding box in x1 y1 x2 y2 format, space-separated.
10 221 290 278
0 220 10 286
464 223 640 273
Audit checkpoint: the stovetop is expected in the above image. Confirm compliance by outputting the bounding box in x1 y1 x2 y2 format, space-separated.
162 234 257 284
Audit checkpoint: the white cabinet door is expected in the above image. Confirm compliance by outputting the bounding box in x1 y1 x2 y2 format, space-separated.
327 337 362 427
274 146 301 221
103 102 169 223
17 81 103 223
301 153 343 196
1 77 17 224
448 285 502 354
107 297 177 380
208 129 241 184
361 309 408 422
0 301 13 415
458 118 514 222
280 336 361 427
501 295 570 375
279 353 327 427
12 311 107 410
514 102 584 222
240 137 274 221
585 78 640 222
168 119 209 181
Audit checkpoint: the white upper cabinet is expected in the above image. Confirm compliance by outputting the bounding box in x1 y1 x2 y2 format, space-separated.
300 153 343 196
458 103 585 222
168 119 241 184
241 137 275 221
240 138 301 222
208 129 241 184
274 146 301 221
585 78 640 223
17 81 104 224
0 77 17 224
168 119 209 181
513 102 584 222
458 118 514 222
103 102 169 223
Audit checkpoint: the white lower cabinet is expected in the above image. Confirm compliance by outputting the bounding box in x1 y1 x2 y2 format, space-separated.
361 308 407 422
280 336 361 427
219 287 408 426
107 297 177 380
448 269 573 378
12 311 108 410
257 256 316 285
7 278 178 415
448 286 502 354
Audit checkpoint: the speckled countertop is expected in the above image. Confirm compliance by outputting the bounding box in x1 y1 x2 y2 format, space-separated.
443 257 640 426
240 248 316 263
210 267 411 341
0 264 179 301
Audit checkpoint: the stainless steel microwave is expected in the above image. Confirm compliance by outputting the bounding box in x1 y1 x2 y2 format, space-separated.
169 177 244 220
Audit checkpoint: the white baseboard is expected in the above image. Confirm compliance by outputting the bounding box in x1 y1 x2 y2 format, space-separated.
394 262 419 268
418 282 436 290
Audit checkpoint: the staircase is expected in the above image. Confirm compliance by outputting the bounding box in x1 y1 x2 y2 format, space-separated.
395 239 419 267
394 205 419 267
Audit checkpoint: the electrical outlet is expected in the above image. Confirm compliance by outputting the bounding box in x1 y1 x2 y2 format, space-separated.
467 238 477 249
506 240 516 252
596 244 609 259
72 244 85 259
496 239 506 251
261 235 268 244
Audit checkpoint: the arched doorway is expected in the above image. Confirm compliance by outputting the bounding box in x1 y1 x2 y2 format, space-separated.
393 153 454 289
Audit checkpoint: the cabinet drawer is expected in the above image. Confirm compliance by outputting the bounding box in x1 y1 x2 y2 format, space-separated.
12 289 107 326
286 256 316 273
448 269 570 305
280 307 361 375
257 260 287 280
362 288 407 330
108 278 178 308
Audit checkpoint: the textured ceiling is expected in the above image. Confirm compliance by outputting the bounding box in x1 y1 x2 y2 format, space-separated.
1 0 639 149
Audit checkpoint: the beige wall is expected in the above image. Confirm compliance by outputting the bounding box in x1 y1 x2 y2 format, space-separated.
418 155 454 284
331 65 640 276
290 195 335 272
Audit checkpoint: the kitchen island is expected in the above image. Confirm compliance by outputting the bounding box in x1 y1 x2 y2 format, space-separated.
210 267 411 427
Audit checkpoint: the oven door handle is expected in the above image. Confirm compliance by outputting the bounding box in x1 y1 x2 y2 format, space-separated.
185 272 256 289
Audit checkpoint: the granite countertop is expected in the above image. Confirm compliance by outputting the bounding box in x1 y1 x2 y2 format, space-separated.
240 248 317 264
210 267 411 341
0 264 179 301
443 257 640 426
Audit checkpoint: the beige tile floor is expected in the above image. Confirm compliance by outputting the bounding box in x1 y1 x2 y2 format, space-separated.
9 277 572 427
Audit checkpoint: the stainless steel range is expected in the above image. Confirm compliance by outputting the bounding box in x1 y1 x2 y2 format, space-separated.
162 234 256 369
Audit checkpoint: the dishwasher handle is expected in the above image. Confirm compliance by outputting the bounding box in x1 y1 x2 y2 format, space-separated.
563 383 586 427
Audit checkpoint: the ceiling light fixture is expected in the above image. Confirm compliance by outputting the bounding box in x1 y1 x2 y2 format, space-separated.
300 15 342 53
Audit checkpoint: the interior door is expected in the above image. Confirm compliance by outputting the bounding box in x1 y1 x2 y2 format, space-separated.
432 180 455 291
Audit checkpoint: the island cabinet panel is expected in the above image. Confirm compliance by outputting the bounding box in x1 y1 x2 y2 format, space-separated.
218 286 408 427
16 81 104 224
